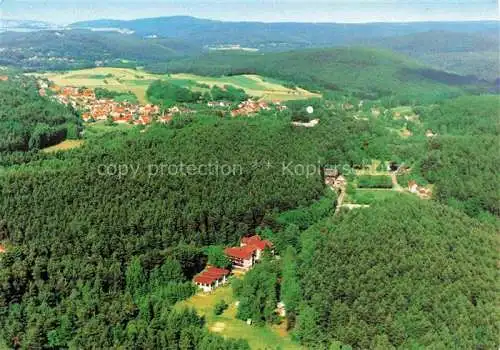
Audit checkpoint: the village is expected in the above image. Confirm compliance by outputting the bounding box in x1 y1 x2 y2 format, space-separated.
38 81 175 125
37 79 288 126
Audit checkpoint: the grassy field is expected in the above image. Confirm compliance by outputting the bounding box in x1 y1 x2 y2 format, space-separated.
346 189 406 205
41 139 84 153
39 67 320 104
85 120 134 133
175 282 303 350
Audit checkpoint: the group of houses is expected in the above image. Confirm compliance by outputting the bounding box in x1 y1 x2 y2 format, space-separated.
408 181 432 199
80 100 164 126
230 99 287 117
324 168 347 190
193 235 273 293
208 98 288 117
207 98 288 117
207 100 231 108
39 80 290 123
39 82 172 125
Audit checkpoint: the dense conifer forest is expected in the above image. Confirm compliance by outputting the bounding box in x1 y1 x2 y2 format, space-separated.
295 196 498 349
0 76 80 152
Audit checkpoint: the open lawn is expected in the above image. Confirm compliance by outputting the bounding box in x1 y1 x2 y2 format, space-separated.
38 67 320 104
346 189 407 205
176 283 303 350
84 120 135 136
41 139 84 153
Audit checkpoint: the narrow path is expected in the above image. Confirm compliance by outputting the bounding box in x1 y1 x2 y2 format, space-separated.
341 203 370 210
334 186 346 215
391 172 404 192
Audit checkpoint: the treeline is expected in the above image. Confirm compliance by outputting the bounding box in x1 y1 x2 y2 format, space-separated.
205 85 248 102
147 80 201 106
0 76 81 152
146 80 249 107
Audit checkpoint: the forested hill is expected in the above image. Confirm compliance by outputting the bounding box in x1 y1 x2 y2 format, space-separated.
3 17 497 81
0 30 199 71
149 47 478 104
297 196 498 349
71 16 499 49
364 30 500 81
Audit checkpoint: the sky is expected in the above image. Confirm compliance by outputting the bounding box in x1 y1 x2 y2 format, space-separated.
0 0 499 25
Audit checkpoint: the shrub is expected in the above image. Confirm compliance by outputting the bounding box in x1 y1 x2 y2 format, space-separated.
214 299 229 316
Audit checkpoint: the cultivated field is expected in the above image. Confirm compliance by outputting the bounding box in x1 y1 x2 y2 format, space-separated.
39 67 320 103
41 139 84 153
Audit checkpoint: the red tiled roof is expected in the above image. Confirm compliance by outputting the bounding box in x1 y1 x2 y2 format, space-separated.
160 114 173 123
0 244 5 253
206 267 230 275
241 235 273 250
193 267 230 285
194 275 216 284
225 246 255 260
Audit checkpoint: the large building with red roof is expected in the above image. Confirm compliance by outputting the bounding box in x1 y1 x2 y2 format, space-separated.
224 246 256 270
224 235 273 270
193 267 230 293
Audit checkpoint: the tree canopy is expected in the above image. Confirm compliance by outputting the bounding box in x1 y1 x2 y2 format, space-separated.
296 196 498 349
0 77 81 152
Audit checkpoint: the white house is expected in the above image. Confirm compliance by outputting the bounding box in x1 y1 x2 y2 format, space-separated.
193 267 231 293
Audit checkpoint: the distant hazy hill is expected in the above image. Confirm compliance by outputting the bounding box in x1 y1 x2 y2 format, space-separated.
68 16 499 81
364 30 500 81
0 19 56 31
71 16 499 50
0 30 199 71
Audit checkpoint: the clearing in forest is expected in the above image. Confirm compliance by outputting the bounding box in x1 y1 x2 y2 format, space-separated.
41 139 84 153
38 68 320 104
175 284 303 350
